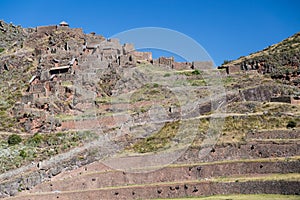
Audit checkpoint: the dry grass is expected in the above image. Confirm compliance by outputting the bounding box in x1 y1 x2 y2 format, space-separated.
127 121 180 153
154 194 300 200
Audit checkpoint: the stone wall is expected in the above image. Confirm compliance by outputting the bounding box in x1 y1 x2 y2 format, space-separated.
22 94 34 104
270 96 291 103
242 85 285 102
226 64 243 74
172 62 193 70
247 129 300 139
29 83 45 94
0 130 298 198
122 43 134 54
130 51 152 61
291 96 300 104
193 61 214 69
0 151 298 198
30 160 300 194
119 54 136 67
158 56 174 66
36 25 57 34
7 180 299 199
178 141 299 163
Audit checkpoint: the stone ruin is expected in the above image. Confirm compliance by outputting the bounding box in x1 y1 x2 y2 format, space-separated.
1 21 299 199
11 22 211 133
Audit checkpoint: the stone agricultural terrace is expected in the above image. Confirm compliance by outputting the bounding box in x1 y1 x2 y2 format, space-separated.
0 21 299 199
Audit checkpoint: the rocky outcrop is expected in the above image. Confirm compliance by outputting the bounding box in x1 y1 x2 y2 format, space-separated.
0 20 27 51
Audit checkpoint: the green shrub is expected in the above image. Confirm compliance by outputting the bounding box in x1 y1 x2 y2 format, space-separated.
287 120 297 128
7 134 22 145
19 150 27 158
0 48 4 53
27 133 43 146
192 69 201 75
222 60 231 65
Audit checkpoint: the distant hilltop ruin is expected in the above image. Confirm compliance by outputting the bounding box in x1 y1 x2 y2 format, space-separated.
0 21 212 133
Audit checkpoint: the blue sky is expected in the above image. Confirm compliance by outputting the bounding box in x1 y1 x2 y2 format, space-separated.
0 0 299 65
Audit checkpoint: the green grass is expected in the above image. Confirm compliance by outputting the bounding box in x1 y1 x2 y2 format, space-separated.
223 114 300 132
188 79 207 86
95 96 112 104
222 74 276 90
222 76 234 85
124 106 300 153
129 83 166 102
225 101 300 115
154 194 300 200
0 131 98 173
176 69 202 76
0 63 35 131
212 173 300 182
128 121 180 153
128 84 180 110
61 81 73 87
217 113 299 145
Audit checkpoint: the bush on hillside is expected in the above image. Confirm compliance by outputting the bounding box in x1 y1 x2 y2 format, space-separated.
7 134 22 145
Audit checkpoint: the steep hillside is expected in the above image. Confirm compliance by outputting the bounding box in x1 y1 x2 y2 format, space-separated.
225 32 300 67
0 21 299 199
0 20 27 51
223 32 300 85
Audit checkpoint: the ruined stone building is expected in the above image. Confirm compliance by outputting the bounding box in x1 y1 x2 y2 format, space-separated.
10 22 208 133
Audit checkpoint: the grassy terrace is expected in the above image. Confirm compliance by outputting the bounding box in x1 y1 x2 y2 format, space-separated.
72 173 300 188
61 97 300 155
0 131 98 173
225 101 300 114
222 73 272 89
127 121 181 153
2 60 300 173
125 107 300 153
10 173 300 198
58 76 300 152
36 156 300 179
